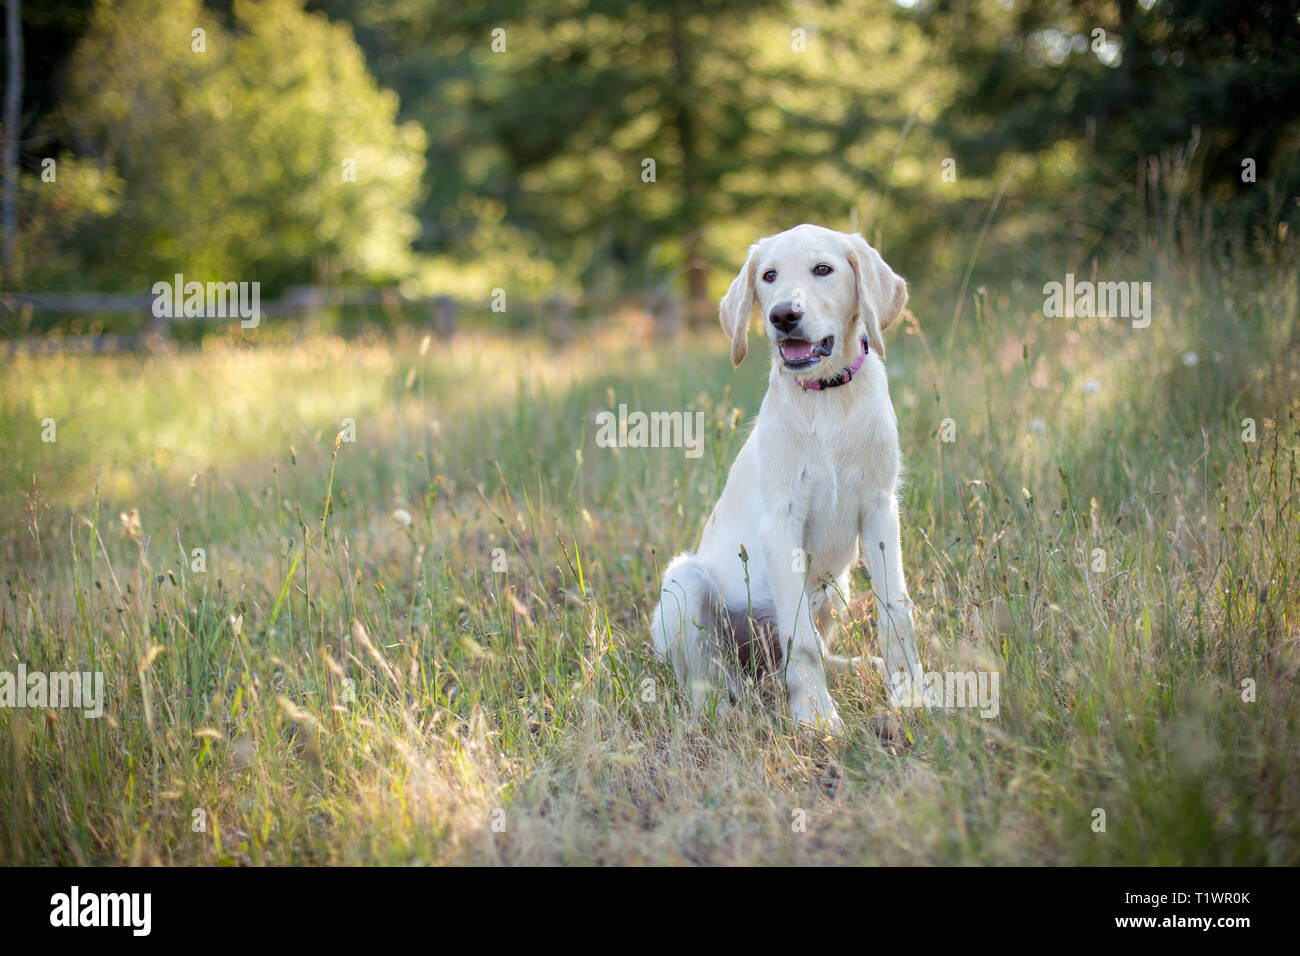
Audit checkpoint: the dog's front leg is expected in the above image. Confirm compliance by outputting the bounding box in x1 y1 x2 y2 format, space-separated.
762 525 843 733
860 494 926 707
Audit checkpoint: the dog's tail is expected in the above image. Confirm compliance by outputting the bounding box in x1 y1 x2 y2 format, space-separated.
650 553 715 663
650 553 741 708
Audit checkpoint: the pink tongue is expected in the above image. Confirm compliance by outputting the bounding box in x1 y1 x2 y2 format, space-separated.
781 340 815 361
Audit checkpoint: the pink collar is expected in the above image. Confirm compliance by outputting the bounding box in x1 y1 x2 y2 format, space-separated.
798 337 869 391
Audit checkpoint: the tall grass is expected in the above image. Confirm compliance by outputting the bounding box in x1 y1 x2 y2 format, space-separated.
1 238 1296 864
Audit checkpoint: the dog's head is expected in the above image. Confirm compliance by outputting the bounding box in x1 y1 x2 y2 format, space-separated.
718 224 907 374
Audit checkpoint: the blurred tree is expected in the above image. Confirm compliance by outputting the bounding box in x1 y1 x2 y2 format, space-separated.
921 0 1300 247
19 0 1284 311
3 0 22 284
0 1 98 289
14 155 121 290
59 0 426 292
310 0 940 317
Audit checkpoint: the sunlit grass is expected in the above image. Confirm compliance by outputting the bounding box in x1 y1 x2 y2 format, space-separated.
0 253 1297 864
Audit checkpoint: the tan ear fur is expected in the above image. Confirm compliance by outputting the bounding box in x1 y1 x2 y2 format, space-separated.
846 233 907 359
719 242 760 367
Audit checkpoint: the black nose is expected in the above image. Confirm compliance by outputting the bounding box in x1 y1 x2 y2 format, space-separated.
769 301 803 333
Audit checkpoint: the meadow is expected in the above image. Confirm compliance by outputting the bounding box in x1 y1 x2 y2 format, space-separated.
1 247 1297 865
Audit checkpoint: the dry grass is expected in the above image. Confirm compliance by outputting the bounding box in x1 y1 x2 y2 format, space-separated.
1 251 1298 865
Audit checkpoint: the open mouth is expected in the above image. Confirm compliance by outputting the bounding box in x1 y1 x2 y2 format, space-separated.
778 335 835 370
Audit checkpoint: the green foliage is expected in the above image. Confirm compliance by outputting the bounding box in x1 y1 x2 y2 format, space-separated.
15 155 122 289
60 0 426 292
923 0 1300 246
313 0 947 294
8 0 1296 303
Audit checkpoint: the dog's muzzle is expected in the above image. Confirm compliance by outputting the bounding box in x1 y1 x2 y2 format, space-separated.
777 335 834 370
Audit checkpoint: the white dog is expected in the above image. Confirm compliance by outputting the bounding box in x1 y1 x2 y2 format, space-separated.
650 223 925 732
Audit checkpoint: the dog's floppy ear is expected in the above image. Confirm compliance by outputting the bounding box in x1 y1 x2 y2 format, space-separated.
846 233 907 359
719 242 760 367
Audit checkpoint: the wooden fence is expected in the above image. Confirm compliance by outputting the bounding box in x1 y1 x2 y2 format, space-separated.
0 287 484 355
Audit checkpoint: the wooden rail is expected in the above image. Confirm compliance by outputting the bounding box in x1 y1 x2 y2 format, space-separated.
0 287 485 354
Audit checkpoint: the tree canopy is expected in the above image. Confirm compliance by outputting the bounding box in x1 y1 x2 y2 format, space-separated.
2 0 1295 305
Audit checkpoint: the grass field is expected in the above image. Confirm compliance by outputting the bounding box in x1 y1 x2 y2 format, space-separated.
2 250 1298 865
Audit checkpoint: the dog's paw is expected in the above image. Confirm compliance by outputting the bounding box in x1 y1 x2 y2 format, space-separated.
790 690 844 734
885 670 926 709
689 681 734 719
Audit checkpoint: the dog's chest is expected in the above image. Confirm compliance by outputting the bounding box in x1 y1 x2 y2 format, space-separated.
749 381 900 570
793 452 868 566
775 397 897 565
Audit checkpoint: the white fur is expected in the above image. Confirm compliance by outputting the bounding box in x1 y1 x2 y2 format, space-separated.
649 224 924 732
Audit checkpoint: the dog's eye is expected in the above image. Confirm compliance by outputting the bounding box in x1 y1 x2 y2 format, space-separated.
761 270 777 283
813 263 833 277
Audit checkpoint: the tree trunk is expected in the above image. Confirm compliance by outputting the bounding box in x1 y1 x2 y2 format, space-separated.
2 0 21 286
669 17 710 326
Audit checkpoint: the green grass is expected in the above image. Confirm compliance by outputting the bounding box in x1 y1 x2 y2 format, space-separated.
1 250 1297 865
